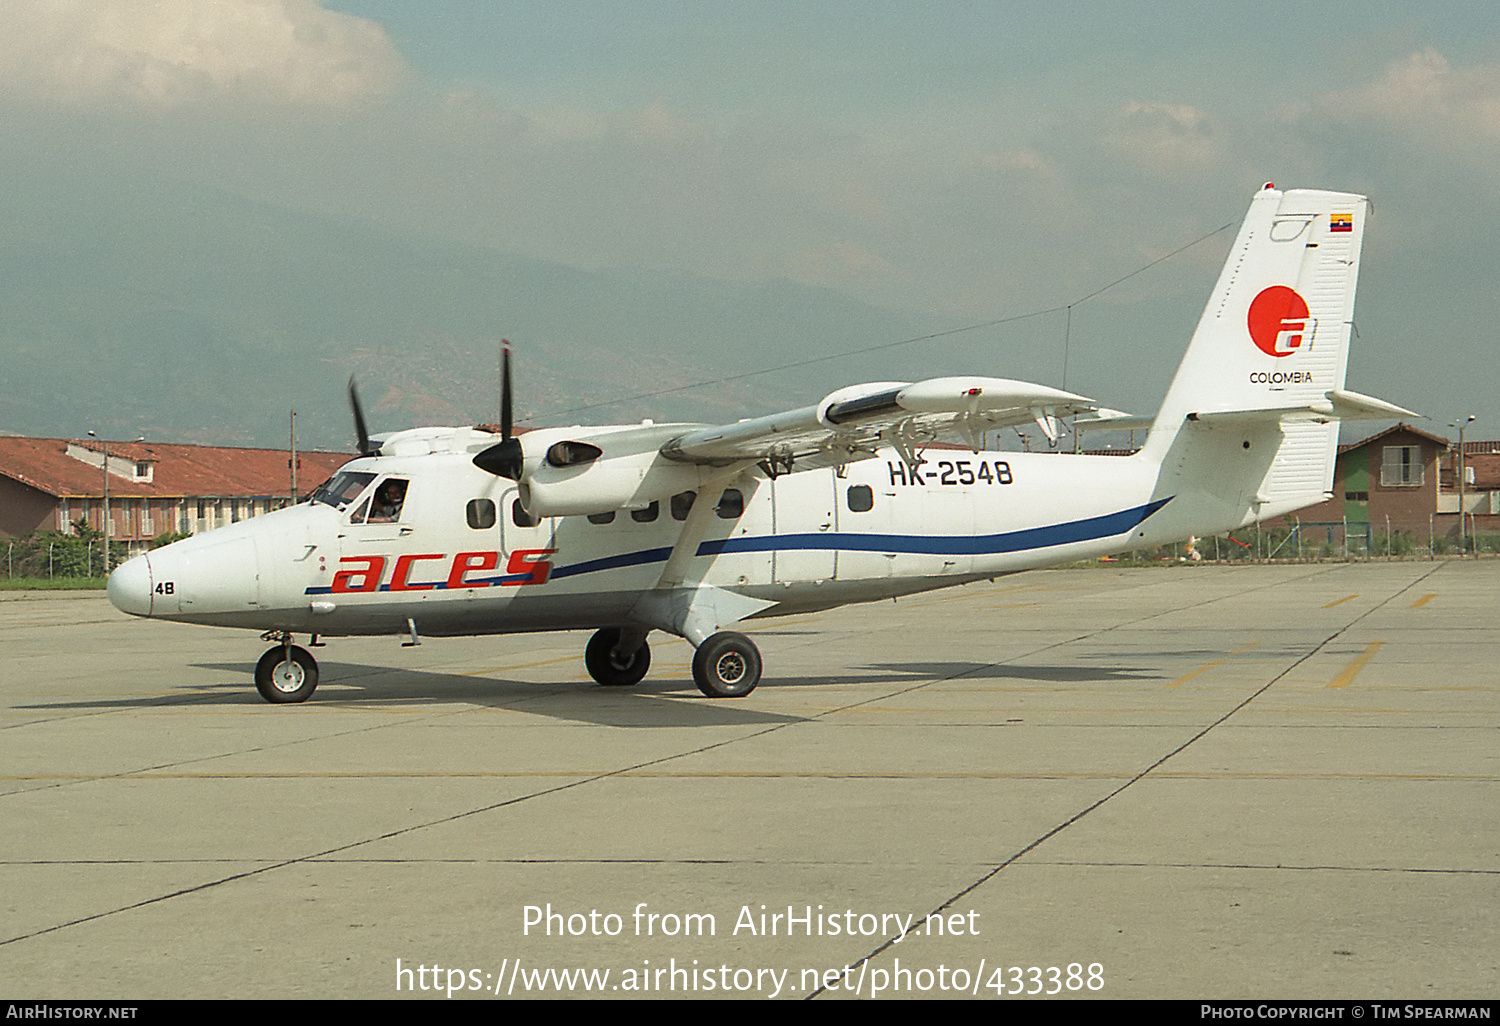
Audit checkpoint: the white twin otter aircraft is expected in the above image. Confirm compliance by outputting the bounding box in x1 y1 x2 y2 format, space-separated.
109 185 1413 702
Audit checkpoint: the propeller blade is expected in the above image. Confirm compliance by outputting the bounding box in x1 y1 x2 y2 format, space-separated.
348 376 375 456
475 340 523 479
501 339 513 441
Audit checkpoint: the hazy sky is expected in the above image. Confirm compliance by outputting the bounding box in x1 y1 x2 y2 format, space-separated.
2 1 1497 437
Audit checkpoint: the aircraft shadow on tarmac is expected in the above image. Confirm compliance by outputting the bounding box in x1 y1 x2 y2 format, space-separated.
18 659 1157 727
20 661 803 728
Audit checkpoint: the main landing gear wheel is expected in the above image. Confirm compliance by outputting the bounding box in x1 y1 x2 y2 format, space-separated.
692 631 761 698
585 628 652 687
255 645 319 704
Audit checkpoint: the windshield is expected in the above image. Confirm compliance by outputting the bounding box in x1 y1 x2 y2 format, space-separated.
309 471 376 511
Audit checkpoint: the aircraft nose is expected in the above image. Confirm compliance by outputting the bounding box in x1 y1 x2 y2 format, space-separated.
107 553 153 617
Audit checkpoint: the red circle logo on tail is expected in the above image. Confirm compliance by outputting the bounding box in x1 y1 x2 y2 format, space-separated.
1247 285 1311 358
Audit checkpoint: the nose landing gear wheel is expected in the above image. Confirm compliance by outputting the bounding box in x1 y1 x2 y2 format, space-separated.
585 628 651 686
692 631 761 698
255 645 319 703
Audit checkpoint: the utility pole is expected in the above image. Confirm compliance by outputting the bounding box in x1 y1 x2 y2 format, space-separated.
87 431 143 570
1457 415 1475 555
289 409 298 506
87 431 110 570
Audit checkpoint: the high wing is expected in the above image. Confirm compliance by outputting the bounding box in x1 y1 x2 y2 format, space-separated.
657 376 1096 475
467 364 1097 517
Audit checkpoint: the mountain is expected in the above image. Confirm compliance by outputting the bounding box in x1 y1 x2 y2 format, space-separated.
0 164 946 451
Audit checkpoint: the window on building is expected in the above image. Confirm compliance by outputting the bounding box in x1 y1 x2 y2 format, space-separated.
466 498 496 530
1380 446 1423 487
1345 491 1369 502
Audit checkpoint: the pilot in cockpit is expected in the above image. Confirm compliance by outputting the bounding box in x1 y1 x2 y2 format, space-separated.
367 479 407 522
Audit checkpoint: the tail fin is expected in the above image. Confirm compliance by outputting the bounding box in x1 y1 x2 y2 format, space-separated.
1141 185 1412 533
1148 184 1369 444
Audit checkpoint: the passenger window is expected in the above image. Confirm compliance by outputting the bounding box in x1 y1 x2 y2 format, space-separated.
512 499 539 528
587 511 616 525
631 501 660 523
671 491 696 521
847 484 874 513
466 498 496 530
716 488 744 519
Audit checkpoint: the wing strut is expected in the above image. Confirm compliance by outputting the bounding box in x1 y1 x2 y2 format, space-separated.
627 462 774 646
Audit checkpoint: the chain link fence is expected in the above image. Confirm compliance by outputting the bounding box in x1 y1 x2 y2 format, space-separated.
4 534 127 581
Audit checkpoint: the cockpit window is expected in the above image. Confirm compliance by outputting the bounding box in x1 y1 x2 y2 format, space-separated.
309 471 376 511
352 478 408 524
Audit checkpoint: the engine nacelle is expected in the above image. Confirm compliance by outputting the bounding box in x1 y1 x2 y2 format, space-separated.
510 426 712 517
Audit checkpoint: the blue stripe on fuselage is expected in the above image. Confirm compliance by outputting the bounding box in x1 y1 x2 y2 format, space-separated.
304 497 1172 593
697 496 1173 559
558 496 1173 576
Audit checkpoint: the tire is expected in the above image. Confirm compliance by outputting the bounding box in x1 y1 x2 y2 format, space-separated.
255 645 319 704
691 631 761 698
584 628 651 687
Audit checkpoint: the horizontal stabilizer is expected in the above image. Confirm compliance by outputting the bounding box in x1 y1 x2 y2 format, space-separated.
1075 409 1154 433
1186 389 1418 425
1326 389 1420 421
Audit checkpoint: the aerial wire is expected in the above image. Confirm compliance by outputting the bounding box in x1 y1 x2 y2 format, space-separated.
528 217 1235 423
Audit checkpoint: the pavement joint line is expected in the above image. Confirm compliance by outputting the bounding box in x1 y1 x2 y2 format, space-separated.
807 558 1448 999
27 769 1479 780
9 856 1497 874
1021 860 1500 876
2 857 954 868
0 619 123 631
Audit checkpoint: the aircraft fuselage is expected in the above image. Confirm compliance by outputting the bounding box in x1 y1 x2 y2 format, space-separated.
109 444 1166 639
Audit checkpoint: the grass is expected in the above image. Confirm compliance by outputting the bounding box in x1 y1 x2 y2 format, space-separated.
0 577 109 591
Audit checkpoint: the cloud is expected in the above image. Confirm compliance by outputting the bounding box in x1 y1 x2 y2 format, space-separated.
1106 101 1224 175
0 0 411 107
1323 48 1500 150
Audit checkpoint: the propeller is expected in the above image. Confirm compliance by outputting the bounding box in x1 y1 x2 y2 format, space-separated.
348 376 378 456
473 340 525 480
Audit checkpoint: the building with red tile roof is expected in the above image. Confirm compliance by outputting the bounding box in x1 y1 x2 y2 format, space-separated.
0 435 352 551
